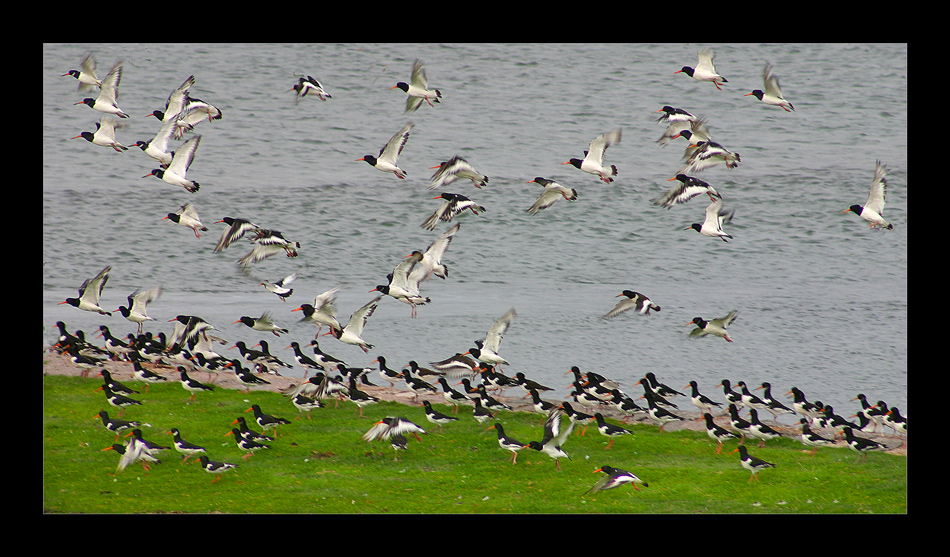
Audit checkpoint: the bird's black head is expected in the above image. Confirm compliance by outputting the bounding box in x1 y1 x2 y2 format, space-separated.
358 155 377 166
146 110 165 120
847 204 862 215
686 223 702 234
746 89 764 100
393 82 409 92
676 66 695 76
566 159 583 169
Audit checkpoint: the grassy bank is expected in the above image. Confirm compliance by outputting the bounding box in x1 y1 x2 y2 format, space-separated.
43 374 906 513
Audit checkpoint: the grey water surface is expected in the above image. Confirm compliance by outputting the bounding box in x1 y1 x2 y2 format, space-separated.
43 43 908 420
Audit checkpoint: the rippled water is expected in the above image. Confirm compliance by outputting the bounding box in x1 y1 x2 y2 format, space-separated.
43 43 908 419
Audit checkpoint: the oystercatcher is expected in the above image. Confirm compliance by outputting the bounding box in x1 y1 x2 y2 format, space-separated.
233 312 288 337
687 380 723 415
197 455 237 483
732 445 775 482
292 286 343 337
363 417 427 442
604 290 661 318
62 53 101 91
727 404 754 444
260 272 297 301
560 401 595 436
231 416 274 443
74 61 128 117
486 422 527 464
101 384 142 417
167 428 206 463
179 367 214 402
347 378 379 417
226 428 270 460
594 413 633 449
675 48 728 90
421 192 486 231
245 404 291 438
584 465 648 494
842 160 895 230
745 63 794 111
232 360 271 393
322 296 382 353
652 174 722 208
525 408 575 471
437 377 471 413
427 156 488 190
748 409 783 448
423 400 459 432
842 427 888 462
562 128 622 183
290 75 332 103
755 382 794 420
799 419 835 455
525 177 578 215
94 410 142 441
131 360 167 393
472 398 495 424
357 122 414 178
291 393 323 420
391 59 441 113
59 266 112 315
98 369 139 396
704 413 740 454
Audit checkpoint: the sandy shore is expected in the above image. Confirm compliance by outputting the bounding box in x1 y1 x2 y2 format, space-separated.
42 348 905 456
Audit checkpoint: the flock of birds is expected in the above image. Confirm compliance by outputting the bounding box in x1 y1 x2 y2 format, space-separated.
51 47 904 492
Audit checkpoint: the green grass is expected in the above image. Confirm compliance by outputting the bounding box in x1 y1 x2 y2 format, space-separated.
43 374 907 513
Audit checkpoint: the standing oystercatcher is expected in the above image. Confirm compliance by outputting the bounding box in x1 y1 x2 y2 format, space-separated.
423 400 459 432
245 404 291 438
197 455 237 483
593 413 633 449
842 427 888 462
101 384 142 417
94 410 142 441
486 422 527 464
179 367 214 402
226 428 270 460
732 445 775 482
704 413 740 454
167 428 206 463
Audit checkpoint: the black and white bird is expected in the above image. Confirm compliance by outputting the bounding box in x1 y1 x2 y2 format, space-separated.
525 177 577 215
290 75 332 103
842 160 894 230
146 74 196 122
179 367 215 402
167 427 206 463
237 228 300 267
391 59 441 113
654 105 698 146
95 410 143 441
653 174 722 209
685 198 734 242
260 272 297 301
197 455 237 483
363 416 427 442
428 156 488 189
74 60 128 117
745 63 794 111
421 193 486 231
604 290 660 318
593 413 633 449
245 404 291 439
142 135 202 193
676 136 741 175
357 122 414 179
231 361 271 393
675 48 728 90
212 217 261 253
71 116 128 152
133 108 180 167
233 312 288 336
755 382 795 420
323 296 382 353
747 409 783 448
372 251 430 318
100 384 142 417
162 203 208 238
465 307 517 368
226 428 270 460
562 129 621 183
116 286 162 334
687 380 723 415
842 427 888 462
422 400 459 432
525 408 575 471
731 445 775 482
799 419 836 455
688 310 739 342
62 53 101 92
584 465 648 494
59 266 112 315
486 422 527 464
704 413 740 454
292 286 342 337
408 223 460 284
